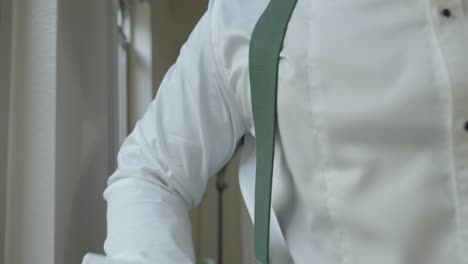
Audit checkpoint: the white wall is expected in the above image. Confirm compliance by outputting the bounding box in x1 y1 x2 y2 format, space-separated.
4 1 116 263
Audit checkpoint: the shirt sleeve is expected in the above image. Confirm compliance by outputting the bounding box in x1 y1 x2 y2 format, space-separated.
82 2 248 263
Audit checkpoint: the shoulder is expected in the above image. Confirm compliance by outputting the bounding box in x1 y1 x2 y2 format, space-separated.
209 0 268 35
209 0 268 57
208 0 269 131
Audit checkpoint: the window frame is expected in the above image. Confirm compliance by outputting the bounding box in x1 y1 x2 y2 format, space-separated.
115 0 132 146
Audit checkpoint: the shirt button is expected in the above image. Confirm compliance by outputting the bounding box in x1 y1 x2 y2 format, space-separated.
441 8 452 18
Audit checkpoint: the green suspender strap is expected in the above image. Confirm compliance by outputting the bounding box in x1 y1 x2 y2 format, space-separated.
249 0 297 264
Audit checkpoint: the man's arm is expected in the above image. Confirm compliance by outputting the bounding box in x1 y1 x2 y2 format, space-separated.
82 2 248 263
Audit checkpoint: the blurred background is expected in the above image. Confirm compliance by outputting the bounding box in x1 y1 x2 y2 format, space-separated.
0 0 254 263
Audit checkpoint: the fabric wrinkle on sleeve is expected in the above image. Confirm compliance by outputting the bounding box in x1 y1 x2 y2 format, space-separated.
82 2 249 263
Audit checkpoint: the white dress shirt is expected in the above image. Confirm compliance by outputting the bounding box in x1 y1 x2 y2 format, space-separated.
83 0 468 263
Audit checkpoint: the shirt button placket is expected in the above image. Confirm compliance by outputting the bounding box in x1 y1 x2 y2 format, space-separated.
431 0 468 261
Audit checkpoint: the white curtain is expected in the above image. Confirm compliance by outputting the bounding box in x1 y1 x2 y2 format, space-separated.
3 1 117 263
0 0 13 262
